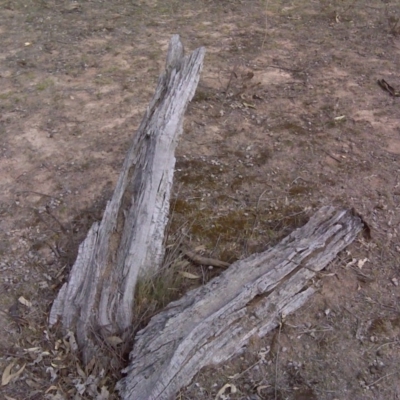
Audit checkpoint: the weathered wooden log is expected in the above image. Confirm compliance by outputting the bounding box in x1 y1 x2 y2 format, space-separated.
49 35 205 363
117 206 364 400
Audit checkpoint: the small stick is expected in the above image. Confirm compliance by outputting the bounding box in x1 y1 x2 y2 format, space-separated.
323 149 342 163
367 372 398 388
251 186 271 237
45 205 68 233
274 319 283 400
182 246 230 269
225 70 237 96
17 190 62 200
265 65 302 73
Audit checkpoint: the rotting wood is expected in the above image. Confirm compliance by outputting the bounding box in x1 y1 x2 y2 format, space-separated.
117 206 364 400
49 35 205 364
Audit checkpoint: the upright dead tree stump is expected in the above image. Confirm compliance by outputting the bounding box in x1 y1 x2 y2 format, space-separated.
49 35 205 363
49 35 366 400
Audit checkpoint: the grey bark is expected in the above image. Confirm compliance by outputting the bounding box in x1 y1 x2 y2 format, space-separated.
117 206 364 400
47 35 365 400
49 35 205 364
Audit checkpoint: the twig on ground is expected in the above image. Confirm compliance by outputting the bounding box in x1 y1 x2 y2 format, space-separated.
367 372 398 388
182 245 230 269
322 149 342 163
251 186 271 237
45 241 61 258
265 65 302 73
228 359 262 380
375 340 399 352
45 205 68 233
274 318 283 400
32 208 63 236
225 68 238 97
261 0 268 49
16 190 62 200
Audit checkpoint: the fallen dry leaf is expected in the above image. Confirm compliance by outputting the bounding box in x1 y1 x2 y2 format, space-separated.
179 271 200 279
96 386 110 400
1 361 26 386
357 258 369 269
76 363 86 379
257 385 270 396
172 259 191 269
106 336 123 347
215 383 237 399
193 245 206 252
66 331 79 353
18 296 32 308
45 385 58 394
46 366 58 382
242 102 256 109
45 393 66 400
24 347 41 353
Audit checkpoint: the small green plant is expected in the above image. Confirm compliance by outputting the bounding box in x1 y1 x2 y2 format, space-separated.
102 66 119 74
133 261 184 327
0 91 13 100
36 78 54 91
94 75 113 85
388 15 400 35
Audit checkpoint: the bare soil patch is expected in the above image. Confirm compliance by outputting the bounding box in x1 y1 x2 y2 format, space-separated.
1 0 400 399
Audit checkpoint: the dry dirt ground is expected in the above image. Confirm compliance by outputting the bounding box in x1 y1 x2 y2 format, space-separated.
1 0 400 399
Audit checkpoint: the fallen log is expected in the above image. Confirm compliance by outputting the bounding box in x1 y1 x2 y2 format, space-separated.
117 206 364 400
49 35 205 364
